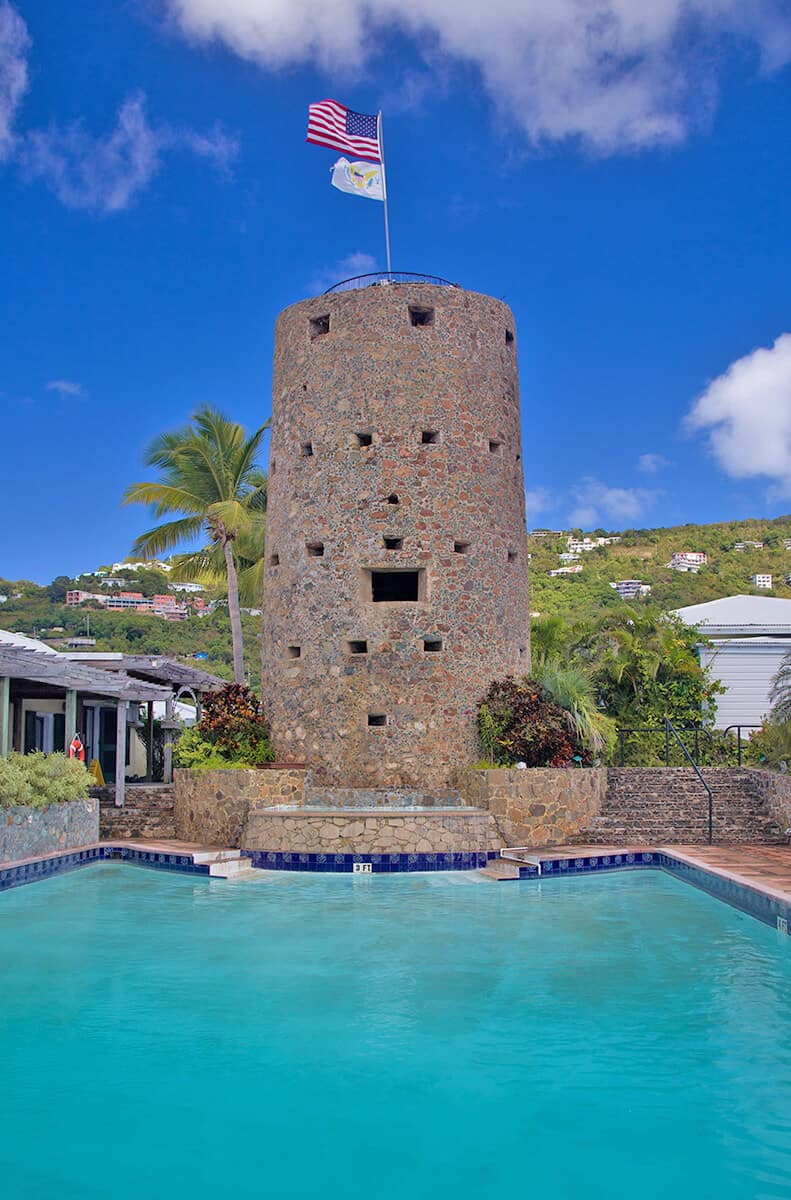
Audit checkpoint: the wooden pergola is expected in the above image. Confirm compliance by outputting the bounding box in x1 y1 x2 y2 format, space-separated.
0 646 171 807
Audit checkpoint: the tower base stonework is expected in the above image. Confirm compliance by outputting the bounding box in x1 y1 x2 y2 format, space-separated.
261 279 530 790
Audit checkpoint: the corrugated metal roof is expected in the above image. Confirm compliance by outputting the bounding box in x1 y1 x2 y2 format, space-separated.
674 594 791 633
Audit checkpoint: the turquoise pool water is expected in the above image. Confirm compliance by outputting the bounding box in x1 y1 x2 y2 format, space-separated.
2 866 791 1199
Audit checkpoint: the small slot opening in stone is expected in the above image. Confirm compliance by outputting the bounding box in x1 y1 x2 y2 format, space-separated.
370 569 421 603
409 306 434 327
368 714 387 727
454 540 470 554
421 430 440 445
270 553 280 567
301 442 314 457
286 645 301 659
310 313 330 337
505 328 514 345
347 640 368 655
519 646 528 658
355 432 373 448
306 541 325 557
384 536 403 550
489 439 503 455
386 493 400 505
423 637 443 653
508 549 517 563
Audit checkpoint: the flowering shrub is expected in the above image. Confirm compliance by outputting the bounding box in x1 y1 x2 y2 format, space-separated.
0 752 90 808
174 684 275 770
478 677 584 767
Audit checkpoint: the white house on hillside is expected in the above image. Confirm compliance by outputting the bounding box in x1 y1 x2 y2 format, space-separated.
673 595 791 730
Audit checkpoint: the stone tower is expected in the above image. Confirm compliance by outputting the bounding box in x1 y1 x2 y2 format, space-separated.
261 278 530 792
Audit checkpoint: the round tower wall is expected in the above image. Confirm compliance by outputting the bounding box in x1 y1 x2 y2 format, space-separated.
261 283 530 789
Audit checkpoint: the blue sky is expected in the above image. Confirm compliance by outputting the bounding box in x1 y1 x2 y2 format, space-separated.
1 0 790 583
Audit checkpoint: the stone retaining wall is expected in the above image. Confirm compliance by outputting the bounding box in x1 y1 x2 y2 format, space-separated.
460 767 606 849
95 785 176 840
1 798 98 863
174 768 306 845
243 808 491 855
745 769 791 838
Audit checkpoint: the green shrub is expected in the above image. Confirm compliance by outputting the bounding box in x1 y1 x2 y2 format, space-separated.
743 719 791 771
173 683 275 771
0 752 90 808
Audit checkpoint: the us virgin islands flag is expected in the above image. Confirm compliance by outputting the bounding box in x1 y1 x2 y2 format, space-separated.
330 157 384 201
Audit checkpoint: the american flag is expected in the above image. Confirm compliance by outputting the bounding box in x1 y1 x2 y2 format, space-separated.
306 100 381 163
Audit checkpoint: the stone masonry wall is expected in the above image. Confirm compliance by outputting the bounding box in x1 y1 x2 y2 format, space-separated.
243 809 491 856
460 767 606 849
745 769 791 838
96 785 176 840
261 283 531 790
1 798 99 863
173 768 306 846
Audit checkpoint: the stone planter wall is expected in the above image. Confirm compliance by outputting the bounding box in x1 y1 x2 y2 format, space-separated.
1 798 99 863
460 767 607 849
243 808 491 855
173 768 306 846
745 769 791 838
95 785 175 840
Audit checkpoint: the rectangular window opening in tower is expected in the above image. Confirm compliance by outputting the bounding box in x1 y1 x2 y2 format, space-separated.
505 328 514 345
383 536 403 550
368 569 424 603
310 314 330 337
423 637 443 653
409 306 434 327
306 541 325 557
347 639 369 655
270 553 280 567
286 645 301 659
489 439 503 455
355 432 373 448
421 430 440 444
508 549 518 563
453 541 470 554
301 442 314 457
367 714 387 727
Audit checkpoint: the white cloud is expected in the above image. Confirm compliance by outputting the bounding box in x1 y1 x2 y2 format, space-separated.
685 332 791 497
568 476 655 528
0 1 28 161
525 487 551 521
637 452 670 473
309 250 377 294
20 93 238 213
163 0 791 153
46 379 82 396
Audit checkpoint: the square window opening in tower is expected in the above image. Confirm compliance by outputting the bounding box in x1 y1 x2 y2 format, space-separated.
310 314 330 337
454 541 470 555
301 442 314 457
286 645 301 659
347 640 369 655
489 439 503 455
306 541 325 557
386 493 400 505
355 432 373 448
367 569 424 603
409 306 434 327
384 536 403 550
421 430 440 445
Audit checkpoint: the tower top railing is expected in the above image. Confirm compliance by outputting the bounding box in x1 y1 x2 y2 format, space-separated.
324 271 459 294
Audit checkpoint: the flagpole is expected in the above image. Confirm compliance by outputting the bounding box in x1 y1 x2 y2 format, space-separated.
377 111 392 275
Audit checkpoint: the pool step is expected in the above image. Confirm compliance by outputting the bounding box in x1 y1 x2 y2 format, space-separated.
191 849 259 880
479 858 524 881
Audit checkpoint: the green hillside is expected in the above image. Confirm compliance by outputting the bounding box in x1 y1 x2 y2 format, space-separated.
529 514 791 621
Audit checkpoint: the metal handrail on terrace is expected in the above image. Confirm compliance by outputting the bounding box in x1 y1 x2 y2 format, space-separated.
324 271 459 294
665 717 714 844
616 722 762 767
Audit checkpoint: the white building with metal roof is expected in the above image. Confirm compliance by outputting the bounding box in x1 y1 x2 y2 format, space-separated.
674 595 791 730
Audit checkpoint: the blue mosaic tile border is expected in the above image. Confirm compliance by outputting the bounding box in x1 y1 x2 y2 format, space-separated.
529 850 791 934
0 845 211 894
243 850 490 873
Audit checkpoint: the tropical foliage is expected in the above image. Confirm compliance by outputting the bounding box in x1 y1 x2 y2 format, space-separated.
122 408 269 682
173 684 275 770
479 677 586 767
0 753 90 808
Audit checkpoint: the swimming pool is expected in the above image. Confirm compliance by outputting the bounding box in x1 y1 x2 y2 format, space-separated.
2 866 790 1198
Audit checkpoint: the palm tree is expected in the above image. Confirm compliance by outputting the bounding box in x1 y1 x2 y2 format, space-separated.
122 407 269 683
534 663 618 758
770 653 791 723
